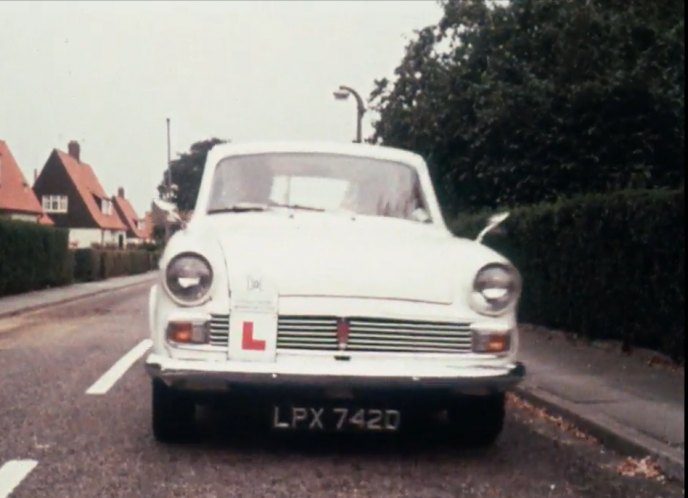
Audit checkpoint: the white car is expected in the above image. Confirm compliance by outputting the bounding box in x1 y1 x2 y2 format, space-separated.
145 141 524 443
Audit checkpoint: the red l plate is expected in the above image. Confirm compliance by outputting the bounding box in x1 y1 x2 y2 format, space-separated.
242 321 266 351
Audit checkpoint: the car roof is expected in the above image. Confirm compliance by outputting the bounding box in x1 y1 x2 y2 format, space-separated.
205 141 427 170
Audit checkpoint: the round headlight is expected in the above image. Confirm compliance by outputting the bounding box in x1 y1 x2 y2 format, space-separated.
471 263 521 315
164 253 213 305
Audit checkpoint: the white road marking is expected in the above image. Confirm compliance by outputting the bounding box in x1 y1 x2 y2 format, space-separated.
0 460 38 498
86 339 152 395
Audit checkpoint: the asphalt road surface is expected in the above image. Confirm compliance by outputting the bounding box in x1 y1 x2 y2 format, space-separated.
0 284 682 498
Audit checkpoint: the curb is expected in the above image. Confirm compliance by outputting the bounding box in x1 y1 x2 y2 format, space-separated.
0 273 157 320
514 385 685 483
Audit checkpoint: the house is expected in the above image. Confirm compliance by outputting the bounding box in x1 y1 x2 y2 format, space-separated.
112 187 146 245
33 141 126 248
140 210 154 243
0 140 53 225
150 198 183 241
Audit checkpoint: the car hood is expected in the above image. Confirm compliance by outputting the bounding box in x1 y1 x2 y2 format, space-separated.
191 212 464 305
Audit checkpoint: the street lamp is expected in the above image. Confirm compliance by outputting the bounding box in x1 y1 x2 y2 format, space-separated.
333 85 366 143
166 117 172 195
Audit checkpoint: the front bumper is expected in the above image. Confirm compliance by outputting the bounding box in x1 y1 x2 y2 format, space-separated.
145 353 525 395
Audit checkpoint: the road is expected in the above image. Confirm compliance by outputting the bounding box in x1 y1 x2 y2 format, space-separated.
0 284 682 498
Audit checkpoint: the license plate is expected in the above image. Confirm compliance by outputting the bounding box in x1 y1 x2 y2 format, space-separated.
271 405 401 432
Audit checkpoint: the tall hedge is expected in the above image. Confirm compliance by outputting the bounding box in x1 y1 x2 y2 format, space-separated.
449 189 685 361
0 220 73 296
0 220 159 295
73 248 102 282
73 248 159 282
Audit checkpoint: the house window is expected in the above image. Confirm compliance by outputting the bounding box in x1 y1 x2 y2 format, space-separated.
100 198 112 215
42 195 68 213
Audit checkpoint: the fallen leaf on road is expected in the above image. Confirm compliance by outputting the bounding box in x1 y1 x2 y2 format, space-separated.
616 456 665 481
645 355 683 373
507 393 598 443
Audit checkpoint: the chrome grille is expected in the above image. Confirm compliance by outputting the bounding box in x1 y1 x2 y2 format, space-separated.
277 316 473 354
209 314 229 347
277 316 339 350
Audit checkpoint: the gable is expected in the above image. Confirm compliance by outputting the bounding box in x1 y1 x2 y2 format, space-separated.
35 149 125 231
113 195 145 238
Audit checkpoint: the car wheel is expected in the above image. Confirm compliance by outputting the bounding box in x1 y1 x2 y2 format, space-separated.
448 393 505 447
152 379 195 442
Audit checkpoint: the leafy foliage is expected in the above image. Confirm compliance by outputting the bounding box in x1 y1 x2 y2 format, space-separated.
0 219 158 296
73 248 159 281
73 248 102 282
0 220 72 296
160 138 228 211
370 0 685 214
450 189 685 361
99 250 157 278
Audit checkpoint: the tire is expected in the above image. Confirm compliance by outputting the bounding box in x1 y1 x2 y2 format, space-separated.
448 393 505 447
152 379 195 443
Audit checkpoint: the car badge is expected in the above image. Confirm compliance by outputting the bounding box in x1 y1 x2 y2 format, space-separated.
336 318 350 350
246 275 263 292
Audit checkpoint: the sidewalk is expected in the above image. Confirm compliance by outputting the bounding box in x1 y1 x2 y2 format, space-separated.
516 324 685 482
0 271 157 319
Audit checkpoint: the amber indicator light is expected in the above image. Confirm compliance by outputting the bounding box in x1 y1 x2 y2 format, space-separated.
167 321 193 343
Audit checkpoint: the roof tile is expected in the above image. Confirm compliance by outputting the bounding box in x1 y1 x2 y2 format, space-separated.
38 212 54 225
113 194 145 238
0 140 43 215
55 150 126 230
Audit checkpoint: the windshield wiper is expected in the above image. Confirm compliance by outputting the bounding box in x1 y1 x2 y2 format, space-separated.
271 203 326 212
207 202 270 214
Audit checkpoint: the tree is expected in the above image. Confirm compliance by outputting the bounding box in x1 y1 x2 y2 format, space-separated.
370 0 685 214
158 138 228 211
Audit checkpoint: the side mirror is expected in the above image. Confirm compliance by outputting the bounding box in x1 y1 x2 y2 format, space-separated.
475 211 509 243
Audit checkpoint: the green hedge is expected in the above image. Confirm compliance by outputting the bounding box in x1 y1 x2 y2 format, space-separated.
1 219 159 296
73 248 159 281
0 220 73 296
449 189 685 361
73 248 102 282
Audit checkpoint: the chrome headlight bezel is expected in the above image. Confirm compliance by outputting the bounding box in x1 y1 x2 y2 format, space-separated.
469 263 521 316
163 252 214 307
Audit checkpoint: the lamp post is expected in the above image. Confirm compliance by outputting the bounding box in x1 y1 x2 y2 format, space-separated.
164 117 172 241
166 117 172 196
333 85 366 143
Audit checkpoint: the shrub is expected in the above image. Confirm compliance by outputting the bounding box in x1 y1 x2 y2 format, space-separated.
0 220 72 296
449 189 685 361
100 250 152 278
72 248 158 281
1 222 158 295
73 248 103 282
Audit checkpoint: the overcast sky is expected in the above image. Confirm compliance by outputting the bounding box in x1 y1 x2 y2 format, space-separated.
0 1 442 215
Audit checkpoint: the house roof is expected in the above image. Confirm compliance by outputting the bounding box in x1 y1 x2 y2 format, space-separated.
113 194 145 238
54 149 125 230
141 210 153 240
0 140 44 215
38 212 54 225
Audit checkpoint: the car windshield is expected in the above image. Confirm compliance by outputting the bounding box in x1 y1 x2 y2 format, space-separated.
206 153 429 221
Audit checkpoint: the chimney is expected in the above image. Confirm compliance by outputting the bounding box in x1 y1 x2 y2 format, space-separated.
67 140 81 162
118 187 125 198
